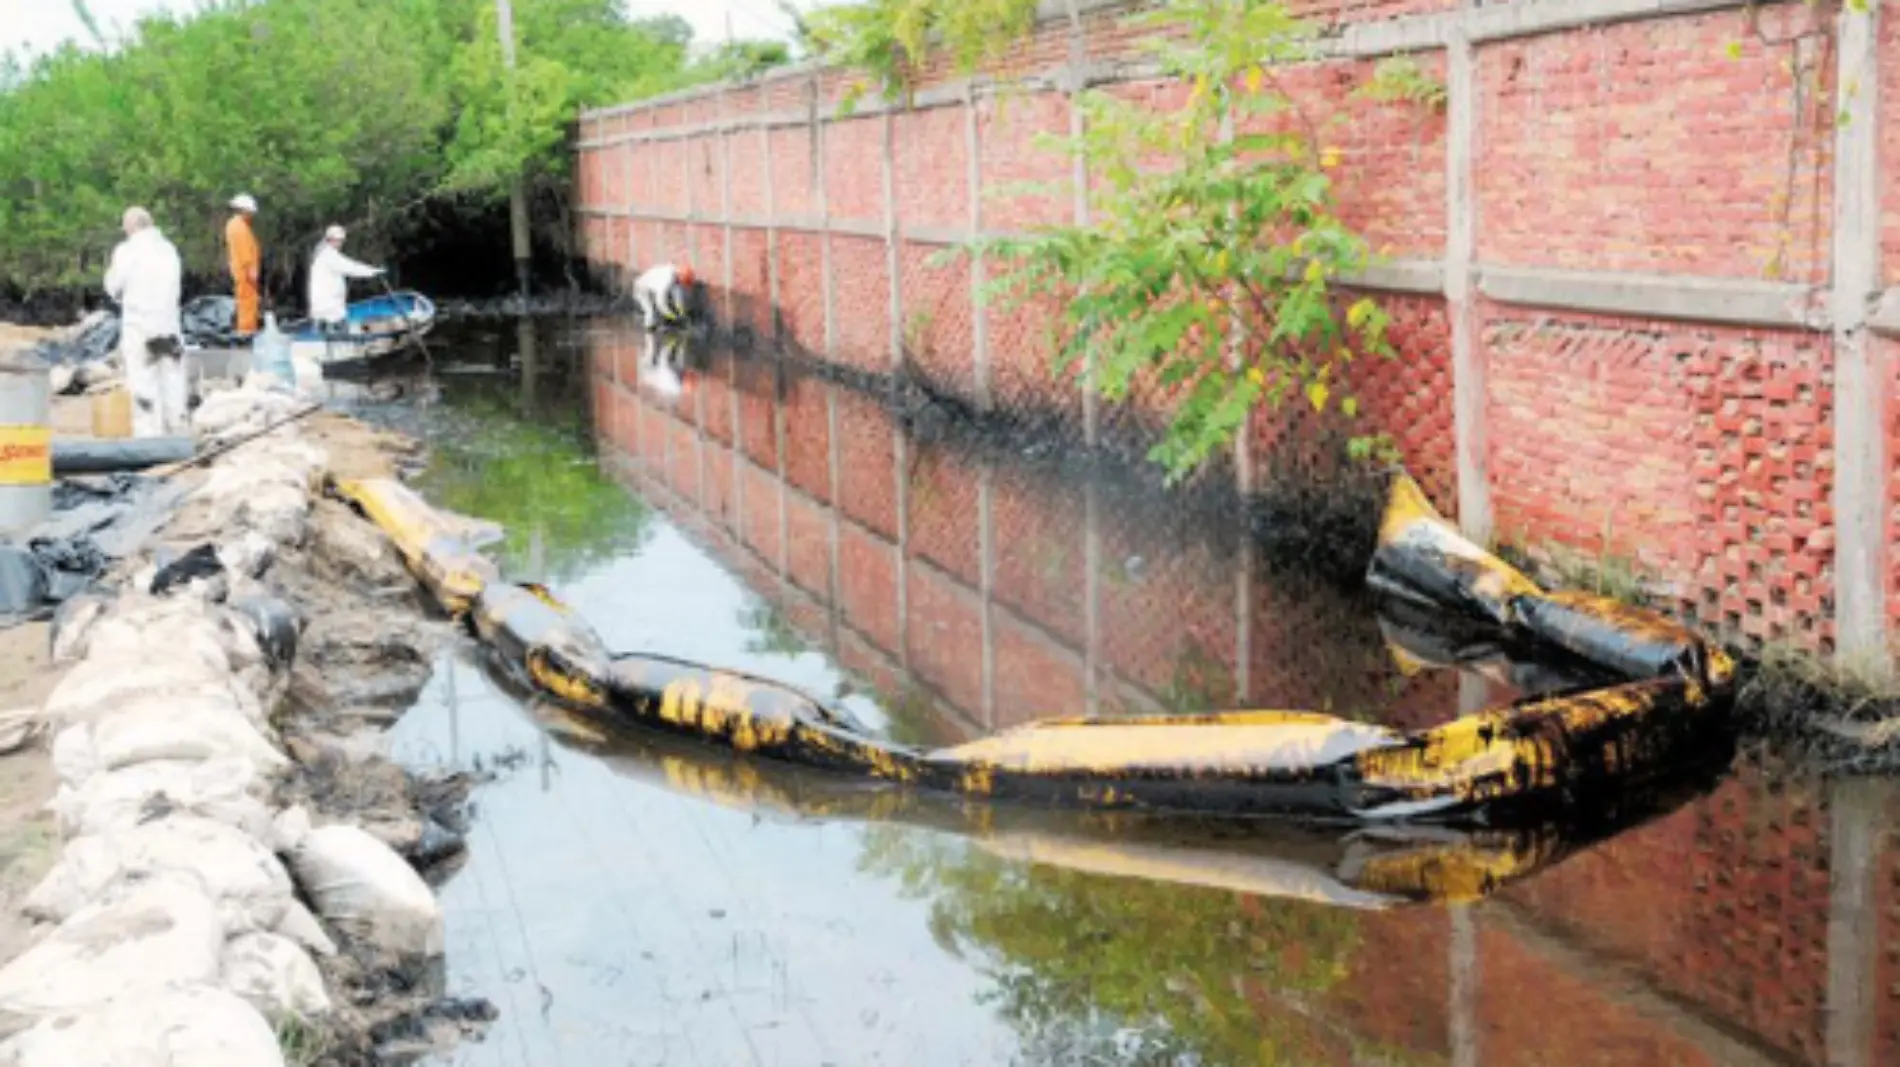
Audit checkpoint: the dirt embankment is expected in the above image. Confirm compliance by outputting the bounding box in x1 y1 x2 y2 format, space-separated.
0 378 497 1065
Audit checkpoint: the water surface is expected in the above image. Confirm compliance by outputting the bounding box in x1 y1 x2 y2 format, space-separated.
359 317 1899 1067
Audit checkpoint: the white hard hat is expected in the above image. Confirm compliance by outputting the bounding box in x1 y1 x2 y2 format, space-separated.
323 224 346 242
229 194 257 212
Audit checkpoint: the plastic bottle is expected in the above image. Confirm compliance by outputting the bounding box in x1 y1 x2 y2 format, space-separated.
249 313 293 389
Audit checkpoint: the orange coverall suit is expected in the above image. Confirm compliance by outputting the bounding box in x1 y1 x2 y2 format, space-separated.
225 214 261 335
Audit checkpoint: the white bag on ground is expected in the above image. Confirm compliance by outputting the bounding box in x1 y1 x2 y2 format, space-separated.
24 816 294 934
57 703 287 785
77 608 234 678
220 931 331 1020
43 657 262 728
290 824 443 957
49 757 275 840
0 985 284 1067
0 874 224 1017
274 898 339 958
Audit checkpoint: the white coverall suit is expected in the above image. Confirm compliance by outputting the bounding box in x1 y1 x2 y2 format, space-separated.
103 226 188 438
308 242 383 327
633 264 688 330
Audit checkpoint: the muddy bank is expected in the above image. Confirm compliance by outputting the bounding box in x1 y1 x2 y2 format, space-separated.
0 372 496 1064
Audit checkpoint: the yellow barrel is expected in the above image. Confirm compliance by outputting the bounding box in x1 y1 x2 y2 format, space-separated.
0 347 53 535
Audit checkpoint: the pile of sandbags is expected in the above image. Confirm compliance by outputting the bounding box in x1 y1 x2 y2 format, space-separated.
0 395 444 1067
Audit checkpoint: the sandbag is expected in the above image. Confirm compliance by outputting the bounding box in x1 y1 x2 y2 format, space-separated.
0 985 284 1067
24 816 295 934
274 899 338 958
289 824 443 957
46 592 109 664
1366 473 1541 629
49 757 274 840
43 657 264 729
0 874 225 1017
79 606 235 677
220 931 331 1020
54 704 286 786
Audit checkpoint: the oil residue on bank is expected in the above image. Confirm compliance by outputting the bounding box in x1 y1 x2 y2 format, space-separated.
356 318 1899 1067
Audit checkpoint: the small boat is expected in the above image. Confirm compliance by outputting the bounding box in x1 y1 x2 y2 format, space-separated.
284 290 437 367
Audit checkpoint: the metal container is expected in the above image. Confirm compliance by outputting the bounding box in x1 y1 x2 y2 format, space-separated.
0 346 53 536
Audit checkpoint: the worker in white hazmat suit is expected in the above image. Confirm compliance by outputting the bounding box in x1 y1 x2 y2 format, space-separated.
633 262 696 330
637 329 690 404
103 206 188 438
307 225 384 332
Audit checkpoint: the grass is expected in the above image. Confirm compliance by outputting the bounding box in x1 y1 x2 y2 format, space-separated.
276 1016 337 1067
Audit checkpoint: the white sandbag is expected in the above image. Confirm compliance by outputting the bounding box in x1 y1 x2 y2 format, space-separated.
24 816 294 934
42 656 259 727
270 804 313 854
0 985 284 1067
49 757 274 840
291 824 443 957
86 702 287 777
217 531 276 579
220 932 331 1020
51 723 101 787
192 384 304 438
274 899 338 958
0 874 224 1017
79 610 233 678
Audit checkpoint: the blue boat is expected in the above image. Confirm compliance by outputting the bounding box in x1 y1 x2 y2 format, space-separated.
284 290 437 366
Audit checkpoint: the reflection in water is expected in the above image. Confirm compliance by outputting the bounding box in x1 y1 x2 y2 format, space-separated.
373 317 1897 1067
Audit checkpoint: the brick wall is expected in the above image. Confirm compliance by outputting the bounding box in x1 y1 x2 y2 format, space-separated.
574 0 1900 661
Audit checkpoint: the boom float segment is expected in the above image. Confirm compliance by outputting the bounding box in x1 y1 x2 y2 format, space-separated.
334 470 1735 825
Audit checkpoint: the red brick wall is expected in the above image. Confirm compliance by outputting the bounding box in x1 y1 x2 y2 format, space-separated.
1478 5 1833 283
576 1 1900 660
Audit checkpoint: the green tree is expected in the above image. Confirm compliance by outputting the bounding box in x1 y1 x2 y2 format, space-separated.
0 0 792 296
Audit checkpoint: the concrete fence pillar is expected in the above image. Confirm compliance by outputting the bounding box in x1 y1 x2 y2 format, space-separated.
965 81 990 408
1830 0 1887 665
1446 23 1491 544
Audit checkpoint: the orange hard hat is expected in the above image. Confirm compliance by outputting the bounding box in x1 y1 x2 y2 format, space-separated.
678 265 697 287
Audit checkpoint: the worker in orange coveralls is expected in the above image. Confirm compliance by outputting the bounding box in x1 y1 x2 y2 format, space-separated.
224 193 262 336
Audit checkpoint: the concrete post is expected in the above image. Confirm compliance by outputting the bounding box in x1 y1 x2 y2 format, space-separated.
1449 905 1480 1067
815 77 836 359
965 82 990 407
1065 0 1097 446
634 130 649 282
979 465 997 728
886 105 911 664
1084 477 1100 714
764 95 782 348
1445 25 1491 543
883 109 904 370
1830 1 1887 665
1824 778 1888 1067
721 90 735 324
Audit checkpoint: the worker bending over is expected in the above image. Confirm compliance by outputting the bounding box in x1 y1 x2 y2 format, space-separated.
308 225 385 333
225 194 261 336
104 207 188 438
633 262 697 330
